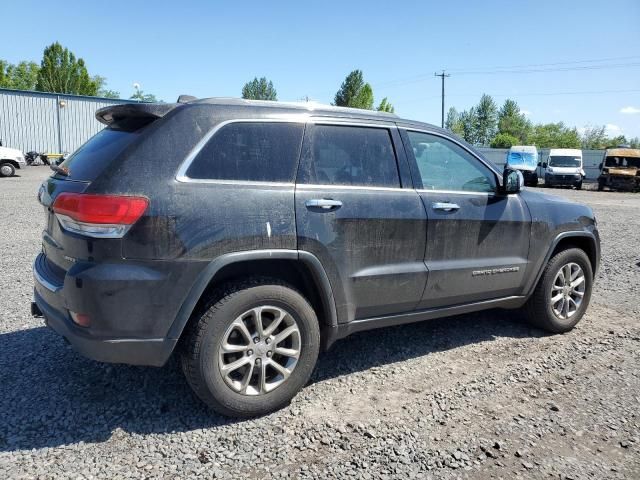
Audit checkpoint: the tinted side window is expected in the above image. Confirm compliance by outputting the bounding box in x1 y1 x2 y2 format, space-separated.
407 131 496 193
186 122 304 182
300 125 400 188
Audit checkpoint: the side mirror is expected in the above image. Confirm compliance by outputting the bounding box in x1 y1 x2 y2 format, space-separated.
542 162 547 168
537 162 541 167
598 162 603 169
503 168 523 194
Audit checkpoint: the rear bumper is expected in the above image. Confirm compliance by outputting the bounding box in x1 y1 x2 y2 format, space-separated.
32 253 189 366
34 290 176 366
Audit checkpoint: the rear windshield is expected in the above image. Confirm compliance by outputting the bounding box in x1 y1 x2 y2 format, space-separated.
55 128 141 181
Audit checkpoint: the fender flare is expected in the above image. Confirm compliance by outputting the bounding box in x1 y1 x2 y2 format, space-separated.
167 249 338 340
524 230 599 298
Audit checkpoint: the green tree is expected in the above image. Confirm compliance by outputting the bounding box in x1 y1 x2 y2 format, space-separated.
490 132 520 148
581 125 608 149
529 122 581 148
36 42 99 95
474 94 498 146
334 70 374 109
606 135 628 148
377 97 395 113
352 83 374 109
99 89 120 99
241 77 277 100
0 60 39 90
130 89 158 102
497 99 531 143
459 107 479 144
445 107 464 136
92 75 120 99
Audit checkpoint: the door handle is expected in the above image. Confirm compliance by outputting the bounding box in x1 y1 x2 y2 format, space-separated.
432 202 460 212
305 198 343 210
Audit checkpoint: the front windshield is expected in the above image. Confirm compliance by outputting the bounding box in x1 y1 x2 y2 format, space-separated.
548 156 581 167
507 152 537 168
605 156 640 168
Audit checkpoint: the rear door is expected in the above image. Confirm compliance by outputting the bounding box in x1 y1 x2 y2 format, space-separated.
295 122 428 323
401 129 531 309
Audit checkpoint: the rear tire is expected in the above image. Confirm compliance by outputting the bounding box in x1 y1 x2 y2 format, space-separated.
576 181 582 190
523 248 593 333
0 162 16 177
597 179 605 191
181 279 320 417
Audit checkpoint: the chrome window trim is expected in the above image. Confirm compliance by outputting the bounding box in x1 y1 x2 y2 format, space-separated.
180 179 295 187
176 117 401 186
299 184 412 193
415 189 494 196
400 127 503 187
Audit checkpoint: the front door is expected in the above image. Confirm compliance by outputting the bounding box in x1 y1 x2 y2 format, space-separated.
401 129 531 309
295 123 428 323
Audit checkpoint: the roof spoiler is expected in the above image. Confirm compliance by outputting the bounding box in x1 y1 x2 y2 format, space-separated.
95 103 179 128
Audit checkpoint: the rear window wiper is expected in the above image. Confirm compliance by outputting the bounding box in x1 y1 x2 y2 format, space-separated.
50 165 69 176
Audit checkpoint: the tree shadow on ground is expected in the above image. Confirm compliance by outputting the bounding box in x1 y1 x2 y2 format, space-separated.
0 309 544 452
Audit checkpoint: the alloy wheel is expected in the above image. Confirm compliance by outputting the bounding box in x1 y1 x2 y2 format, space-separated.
550 262 585 320
218 306 301 395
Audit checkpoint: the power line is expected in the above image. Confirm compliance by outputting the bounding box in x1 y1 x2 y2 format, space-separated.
374 57 640 89
391 88 640 107
453 62 640 76
445 55 640 73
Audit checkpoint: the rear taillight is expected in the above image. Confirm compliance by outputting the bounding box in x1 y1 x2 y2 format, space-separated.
52 193 148 238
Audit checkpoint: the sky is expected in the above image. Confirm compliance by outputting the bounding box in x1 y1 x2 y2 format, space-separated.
2 0 640 138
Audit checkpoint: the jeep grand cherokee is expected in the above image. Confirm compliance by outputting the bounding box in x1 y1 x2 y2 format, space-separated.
32 98 600 417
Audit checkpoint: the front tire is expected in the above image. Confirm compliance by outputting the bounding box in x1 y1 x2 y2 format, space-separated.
181 280 320 417
0 162 16 177
523 248 593 333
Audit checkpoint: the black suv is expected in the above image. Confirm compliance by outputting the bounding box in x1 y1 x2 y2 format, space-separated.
33 98 600 417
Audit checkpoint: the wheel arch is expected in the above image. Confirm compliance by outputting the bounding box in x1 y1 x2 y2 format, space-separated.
167 249 338 345
0 159 19 168
526 231 599 299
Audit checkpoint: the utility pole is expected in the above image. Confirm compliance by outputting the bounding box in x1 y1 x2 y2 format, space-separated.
434 70 450 128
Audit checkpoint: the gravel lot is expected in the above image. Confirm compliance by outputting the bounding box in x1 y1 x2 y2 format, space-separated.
1 167 639 479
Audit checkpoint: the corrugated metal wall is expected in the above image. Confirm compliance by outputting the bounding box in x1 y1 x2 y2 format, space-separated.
0 88 132 154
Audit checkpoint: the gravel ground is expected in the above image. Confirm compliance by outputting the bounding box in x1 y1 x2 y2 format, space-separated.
1 167 639 479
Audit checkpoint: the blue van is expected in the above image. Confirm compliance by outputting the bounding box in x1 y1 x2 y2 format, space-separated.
506 145 539 186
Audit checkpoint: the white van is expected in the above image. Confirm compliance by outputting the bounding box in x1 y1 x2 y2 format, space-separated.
506 145 538 186
541 148 584 189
